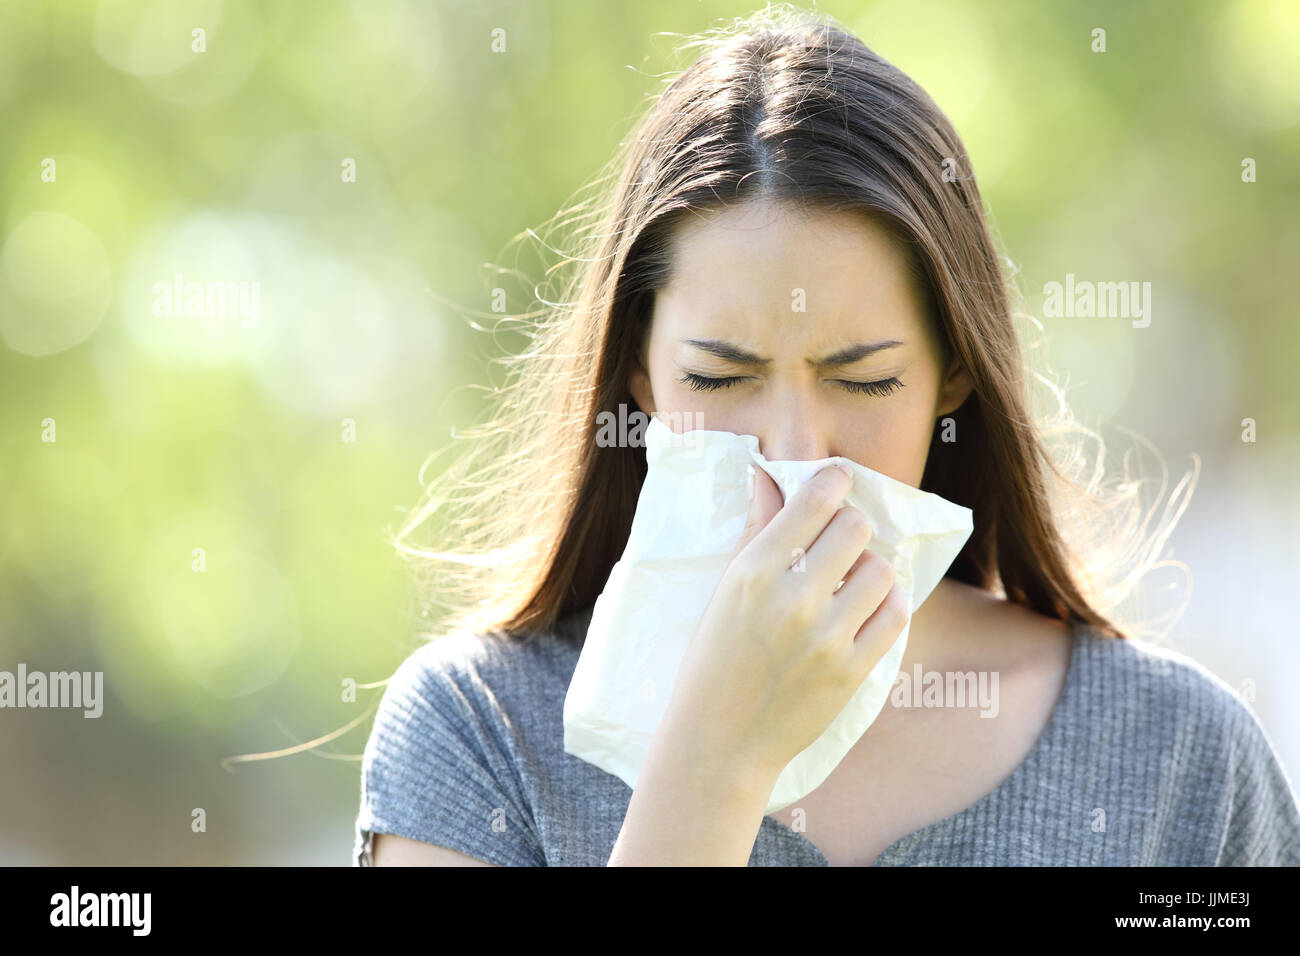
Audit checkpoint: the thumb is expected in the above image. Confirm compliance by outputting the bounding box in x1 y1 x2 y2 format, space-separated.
731 464 784 561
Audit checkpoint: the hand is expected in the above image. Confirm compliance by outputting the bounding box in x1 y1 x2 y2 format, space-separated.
660 463 909 786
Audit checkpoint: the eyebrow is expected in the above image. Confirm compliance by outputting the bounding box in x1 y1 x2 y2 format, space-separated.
682 338 904 370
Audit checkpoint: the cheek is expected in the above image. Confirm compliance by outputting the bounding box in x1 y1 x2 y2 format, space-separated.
649 376 775 445
655 381 740 435
833 396 937 484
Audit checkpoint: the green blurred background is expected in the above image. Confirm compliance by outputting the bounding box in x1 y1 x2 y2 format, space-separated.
1 0 1296 864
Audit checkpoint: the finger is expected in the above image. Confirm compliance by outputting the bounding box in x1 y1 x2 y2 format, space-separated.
847 580 910 680
833 546 871 593
748 464 853 573
828 548 894 635
731 464 784 561
797 505 874 591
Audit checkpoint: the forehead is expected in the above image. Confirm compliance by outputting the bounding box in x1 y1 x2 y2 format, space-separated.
654 199 927 341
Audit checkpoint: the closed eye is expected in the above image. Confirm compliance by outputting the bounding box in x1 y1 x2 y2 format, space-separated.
677 372 752 391
835 377 904 397
677 372 904 396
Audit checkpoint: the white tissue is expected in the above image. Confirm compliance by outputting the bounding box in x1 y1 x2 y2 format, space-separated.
562 415 974 814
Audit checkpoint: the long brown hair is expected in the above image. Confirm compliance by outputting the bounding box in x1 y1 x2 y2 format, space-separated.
394 4 1196 647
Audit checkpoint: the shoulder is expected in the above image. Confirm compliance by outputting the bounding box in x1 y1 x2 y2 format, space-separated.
1072 627 1300 864
950 582 1261 746
1078 629 1297 794
355 607 593 868
950 585 1300 863
1048 618 1273 765
393 606 593 695
380 611 587 731
1076 627 1265 747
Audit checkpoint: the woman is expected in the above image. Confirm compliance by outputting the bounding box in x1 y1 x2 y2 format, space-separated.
353 6 1300 866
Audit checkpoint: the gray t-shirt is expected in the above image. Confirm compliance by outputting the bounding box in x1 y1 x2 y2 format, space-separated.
352 603 1300 866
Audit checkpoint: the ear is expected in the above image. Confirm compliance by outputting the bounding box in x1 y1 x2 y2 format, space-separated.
936 357 974 417
627 339 656 417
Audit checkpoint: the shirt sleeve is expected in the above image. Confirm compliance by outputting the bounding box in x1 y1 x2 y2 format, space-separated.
1214 694 1300 866
352 640 547 867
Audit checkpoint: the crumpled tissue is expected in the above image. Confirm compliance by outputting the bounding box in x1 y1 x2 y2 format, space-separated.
562 415 974 814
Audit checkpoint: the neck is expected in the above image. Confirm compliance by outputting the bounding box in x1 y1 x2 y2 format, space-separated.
902 576 983 669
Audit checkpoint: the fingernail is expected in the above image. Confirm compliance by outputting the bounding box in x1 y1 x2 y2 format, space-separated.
834 464 853 482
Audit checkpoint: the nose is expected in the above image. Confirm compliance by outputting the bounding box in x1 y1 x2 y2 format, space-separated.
755 417 831 463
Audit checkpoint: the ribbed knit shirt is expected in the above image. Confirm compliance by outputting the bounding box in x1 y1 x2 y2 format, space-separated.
352 604 1300 866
